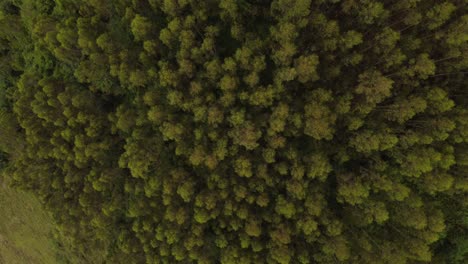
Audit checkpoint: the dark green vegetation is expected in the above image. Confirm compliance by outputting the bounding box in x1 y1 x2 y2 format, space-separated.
0 0 467 263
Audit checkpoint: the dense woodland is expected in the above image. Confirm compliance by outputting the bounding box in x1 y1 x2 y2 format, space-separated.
0 0 467 263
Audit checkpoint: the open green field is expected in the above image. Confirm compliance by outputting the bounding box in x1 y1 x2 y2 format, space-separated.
0 176 78 264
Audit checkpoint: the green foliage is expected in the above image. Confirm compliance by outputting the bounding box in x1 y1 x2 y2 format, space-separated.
0 0 466 263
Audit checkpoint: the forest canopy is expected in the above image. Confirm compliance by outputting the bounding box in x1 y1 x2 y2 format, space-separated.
0 0 467 263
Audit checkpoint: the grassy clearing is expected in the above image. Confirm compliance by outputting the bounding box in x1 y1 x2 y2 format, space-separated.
0 176 81 264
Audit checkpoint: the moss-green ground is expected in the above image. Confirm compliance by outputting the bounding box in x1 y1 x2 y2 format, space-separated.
0 176 79 264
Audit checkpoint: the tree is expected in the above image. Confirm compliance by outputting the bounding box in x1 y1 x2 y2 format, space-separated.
0 0 466 263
